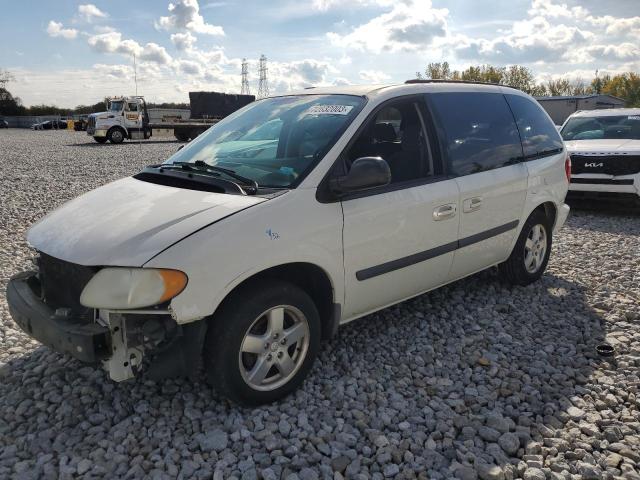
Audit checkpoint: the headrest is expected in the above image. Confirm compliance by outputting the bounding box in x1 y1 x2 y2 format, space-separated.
373 122 397 143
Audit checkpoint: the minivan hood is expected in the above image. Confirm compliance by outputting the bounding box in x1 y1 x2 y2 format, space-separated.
565 139 640 154
27 177 266 266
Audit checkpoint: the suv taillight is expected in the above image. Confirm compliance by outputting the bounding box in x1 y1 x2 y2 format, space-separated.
565 154 571 182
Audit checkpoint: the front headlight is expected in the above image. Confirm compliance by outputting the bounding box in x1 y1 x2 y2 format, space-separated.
80 268 188 309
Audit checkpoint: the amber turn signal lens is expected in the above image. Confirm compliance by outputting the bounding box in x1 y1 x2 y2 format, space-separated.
158 269 188 303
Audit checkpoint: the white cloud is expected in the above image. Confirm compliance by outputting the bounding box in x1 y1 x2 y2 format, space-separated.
585 43 640 62
93 63 132 79
78 4 108 22
359 70 390 83
333 77 353 86
46 21 78 40
312 0 396 11
87 32 172 65
88 31 142 56
93 25 116 34
177 59 204 76
327 0 448 53
140 43 173 65
171 32 197 50
453 16 594 64
527 0 588 20
156 0 224 35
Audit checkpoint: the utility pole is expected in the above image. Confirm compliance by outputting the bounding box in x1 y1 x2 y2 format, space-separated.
257 54 269 99
241 58 250 95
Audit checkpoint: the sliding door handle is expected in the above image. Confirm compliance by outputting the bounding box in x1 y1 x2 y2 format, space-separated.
463 196 483 213
433 203 457 221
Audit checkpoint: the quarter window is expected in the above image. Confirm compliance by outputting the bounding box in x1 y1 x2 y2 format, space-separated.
345 98 435 184
505 94 563 159
429 92 523 176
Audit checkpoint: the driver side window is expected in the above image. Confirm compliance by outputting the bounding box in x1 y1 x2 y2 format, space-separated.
345 98 435 184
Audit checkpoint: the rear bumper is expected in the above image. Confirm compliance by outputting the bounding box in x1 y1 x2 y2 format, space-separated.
554 203 570 233
6 271 111 363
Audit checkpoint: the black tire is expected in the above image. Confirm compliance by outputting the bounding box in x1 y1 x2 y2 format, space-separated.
499 209 553 286
107 127 125 144
93 136 108 144
204 280 321 405
174 129 190 142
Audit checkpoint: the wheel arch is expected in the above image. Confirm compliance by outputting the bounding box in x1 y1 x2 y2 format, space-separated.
532 201 557 229
212 262 339 341
107 125 127 139
508 200 558 257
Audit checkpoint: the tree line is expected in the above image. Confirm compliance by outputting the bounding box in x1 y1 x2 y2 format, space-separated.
416 62 640 107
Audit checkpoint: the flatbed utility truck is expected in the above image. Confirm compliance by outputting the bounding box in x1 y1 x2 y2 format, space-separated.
87 92 255 144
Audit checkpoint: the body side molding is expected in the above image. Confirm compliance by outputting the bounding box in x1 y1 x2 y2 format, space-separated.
356 220 520 281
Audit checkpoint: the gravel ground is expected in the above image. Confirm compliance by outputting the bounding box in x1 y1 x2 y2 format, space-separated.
0 129 639 480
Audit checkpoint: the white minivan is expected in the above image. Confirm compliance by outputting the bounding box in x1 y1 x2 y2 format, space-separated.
7 81 570 405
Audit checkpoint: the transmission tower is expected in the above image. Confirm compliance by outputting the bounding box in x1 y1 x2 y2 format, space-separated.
241 58 250 95
257 54 269 98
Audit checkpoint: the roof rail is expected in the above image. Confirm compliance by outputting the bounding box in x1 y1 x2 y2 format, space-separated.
405 79 519 90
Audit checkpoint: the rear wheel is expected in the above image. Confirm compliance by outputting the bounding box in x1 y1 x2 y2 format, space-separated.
107 128 125 144
204 280 321 405
93 137 107 144
499 209 552 286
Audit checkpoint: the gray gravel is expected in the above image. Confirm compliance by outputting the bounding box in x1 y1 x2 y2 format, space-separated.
1 129 639 479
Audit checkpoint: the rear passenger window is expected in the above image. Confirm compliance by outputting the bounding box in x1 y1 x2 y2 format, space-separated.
428 93 523 176
505 94 563 159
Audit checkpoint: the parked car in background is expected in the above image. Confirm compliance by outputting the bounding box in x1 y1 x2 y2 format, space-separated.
561 108 640 204
31 120 68 130
0 118 8 128
7 81 570 405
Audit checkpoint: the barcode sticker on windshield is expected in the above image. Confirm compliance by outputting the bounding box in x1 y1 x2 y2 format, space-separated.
306 105 354 116
628 116 640 121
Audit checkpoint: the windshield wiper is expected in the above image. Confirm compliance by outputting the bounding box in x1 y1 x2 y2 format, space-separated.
163 161 259 194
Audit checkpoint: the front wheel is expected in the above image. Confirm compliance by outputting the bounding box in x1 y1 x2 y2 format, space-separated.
107 128 125 144
204 280 321 405
499 209 552 286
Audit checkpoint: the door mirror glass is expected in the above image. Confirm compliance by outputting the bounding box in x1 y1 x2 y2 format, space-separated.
330 156 391 194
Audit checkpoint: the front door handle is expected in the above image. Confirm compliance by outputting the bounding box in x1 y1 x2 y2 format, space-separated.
433 203 457 221
463 197 483 213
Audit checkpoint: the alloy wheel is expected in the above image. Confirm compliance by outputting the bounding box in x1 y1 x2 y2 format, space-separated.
524 224 547 273
238 305 310 391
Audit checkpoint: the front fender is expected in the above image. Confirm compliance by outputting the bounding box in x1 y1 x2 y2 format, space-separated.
144 189 344 324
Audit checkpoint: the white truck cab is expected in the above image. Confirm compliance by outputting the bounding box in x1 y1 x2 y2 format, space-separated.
561 108 640 204
87 96 152 144
7 81 570 405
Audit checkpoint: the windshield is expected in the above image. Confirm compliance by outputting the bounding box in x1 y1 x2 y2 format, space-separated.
109 101 124 112
561 114 640 140
163 94 365 188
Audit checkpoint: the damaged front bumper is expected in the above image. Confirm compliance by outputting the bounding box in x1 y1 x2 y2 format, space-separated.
7 271 111 363
7 271 206 382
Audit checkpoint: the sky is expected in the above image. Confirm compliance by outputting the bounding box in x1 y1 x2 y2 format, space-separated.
1 0 639 107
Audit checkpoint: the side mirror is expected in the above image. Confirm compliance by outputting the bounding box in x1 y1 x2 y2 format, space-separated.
330 157 391 194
